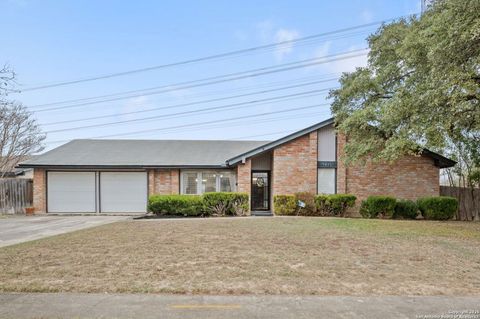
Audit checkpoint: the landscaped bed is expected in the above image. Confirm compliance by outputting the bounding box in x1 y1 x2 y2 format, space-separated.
1 217 479 295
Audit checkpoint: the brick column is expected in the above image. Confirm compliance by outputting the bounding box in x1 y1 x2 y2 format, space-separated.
336 133 348 194
236 159 251 211
170 169 180 194
147 169 156 195
33 168 46 214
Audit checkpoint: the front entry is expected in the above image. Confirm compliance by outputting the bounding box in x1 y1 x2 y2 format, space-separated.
251 171 270 211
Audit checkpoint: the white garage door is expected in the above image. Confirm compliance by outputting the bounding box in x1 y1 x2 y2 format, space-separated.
100 172 147 213
47 172 96 213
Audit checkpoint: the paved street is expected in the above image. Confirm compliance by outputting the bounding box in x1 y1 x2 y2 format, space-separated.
0 293 479 319
0 216 129 247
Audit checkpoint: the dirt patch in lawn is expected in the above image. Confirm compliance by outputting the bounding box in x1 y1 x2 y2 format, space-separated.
1 217 480 295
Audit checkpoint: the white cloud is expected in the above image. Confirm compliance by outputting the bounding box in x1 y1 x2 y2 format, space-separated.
274 28 299 61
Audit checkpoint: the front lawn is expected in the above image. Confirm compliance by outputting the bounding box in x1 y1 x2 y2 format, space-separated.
1 217 480 295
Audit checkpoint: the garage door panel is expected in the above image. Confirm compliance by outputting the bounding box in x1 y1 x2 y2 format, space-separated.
47 172 96 213
100 172 147 213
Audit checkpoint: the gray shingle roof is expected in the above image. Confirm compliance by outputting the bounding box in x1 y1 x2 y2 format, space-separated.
19 139 269 168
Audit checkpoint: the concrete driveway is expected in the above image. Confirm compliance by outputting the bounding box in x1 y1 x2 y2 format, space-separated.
0 215 129 247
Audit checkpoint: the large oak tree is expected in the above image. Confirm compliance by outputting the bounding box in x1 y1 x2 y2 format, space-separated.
329 0 479 170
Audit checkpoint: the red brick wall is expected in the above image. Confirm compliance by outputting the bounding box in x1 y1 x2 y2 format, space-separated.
33 168 46 214
272 132 318 196
236 159 251 195
336 134 440 202
148 169 180 195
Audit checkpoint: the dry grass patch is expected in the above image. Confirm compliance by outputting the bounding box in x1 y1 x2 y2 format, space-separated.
1 217 480 295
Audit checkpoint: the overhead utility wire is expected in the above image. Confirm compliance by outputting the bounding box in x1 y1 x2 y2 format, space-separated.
20 16 407 91
45 110 329 145
42 77 338 126
46 108 331 144
44 87 335 133
32 69 340 109
32 49 366 112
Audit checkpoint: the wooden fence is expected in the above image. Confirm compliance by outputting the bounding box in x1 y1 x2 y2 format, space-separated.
0 178 33 214
440 186 480 221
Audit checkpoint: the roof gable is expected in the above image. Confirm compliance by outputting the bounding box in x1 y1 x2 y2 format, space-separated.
226 118 334 165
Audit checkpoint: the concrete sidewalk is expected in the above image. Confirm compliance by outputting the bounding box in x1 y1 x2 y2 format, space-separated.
0 293 479 319
0 216 129 247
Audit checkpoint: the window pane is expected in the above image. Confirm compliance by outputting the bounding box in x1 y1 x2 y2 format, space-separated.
317 169 335 194
202 173 216 193
183 172 198 194
220 172 235 192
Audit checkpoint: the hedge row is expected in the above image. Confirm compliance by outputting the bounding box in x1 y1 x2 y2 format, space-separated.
274 193 357 217
360 195 458 220
148 192 249 217
274 193 458 220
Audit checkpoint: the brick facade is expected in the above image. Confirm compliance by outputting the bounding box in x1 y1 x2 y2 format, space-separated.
30 127 442 215
271 132 318 196
33 168 46 214
236 159 251 195
148 169 180 195
336 134 439 202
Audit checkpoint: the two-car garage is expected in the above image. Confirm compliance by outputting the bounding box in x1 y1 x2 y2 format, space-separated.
47 171 147 213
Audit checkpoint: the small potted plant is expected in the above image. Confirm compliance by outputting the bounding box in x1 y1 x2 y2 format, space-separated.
25 207 35 216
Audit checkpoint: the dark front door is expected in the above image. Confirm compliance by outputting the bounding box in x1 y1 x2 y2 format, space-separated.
251 171 270 211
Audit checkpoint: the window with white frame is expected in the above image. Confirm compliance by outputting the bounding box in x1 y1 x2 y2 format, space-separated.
181 170 236 194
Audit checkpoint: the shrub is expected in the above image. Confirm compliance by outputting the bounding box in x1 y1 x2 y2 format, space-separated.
148 195 204 216
203 192 249 216
394 199 418 219
359 195 396 219
273 195 297 215
294 192 316 216
417 196 458 220
315 194 357 217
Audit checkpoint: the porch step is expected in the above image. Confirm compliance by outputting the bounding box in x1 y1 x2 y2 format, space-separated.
251 211 274 216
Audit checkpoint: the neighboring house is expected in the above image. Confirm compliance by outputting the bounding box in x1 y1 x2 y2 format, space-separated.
1 156 35 179
18 118 455 214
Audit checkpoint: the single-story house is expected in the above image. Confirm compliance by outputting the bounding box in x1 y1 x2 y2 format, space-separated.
18 118 455 215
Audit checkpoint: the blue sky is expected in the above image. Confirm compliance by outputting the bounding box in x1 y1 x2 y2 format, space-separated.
1 0 420 150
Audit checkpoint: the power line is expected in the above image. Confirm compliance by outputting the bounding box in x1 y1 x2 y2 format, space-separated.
44 87 335 133
41 77 338 126
46 109 331 145
20 16 407 91
47 102 330 142
32 49 366 112
32 70 340 110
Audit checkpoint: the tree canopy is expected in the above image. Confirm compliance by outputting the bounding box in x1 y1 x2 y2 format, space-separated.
329 0 479 168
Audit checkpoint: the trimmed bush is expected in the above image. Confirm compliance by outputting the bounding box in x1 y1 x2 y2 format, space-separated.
294 192 317 216
315 194 357 217
273 195 297 215
203 192 249 216
417 196 458 220
394 199 418 219
148 195 204 216
359 195 396 219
